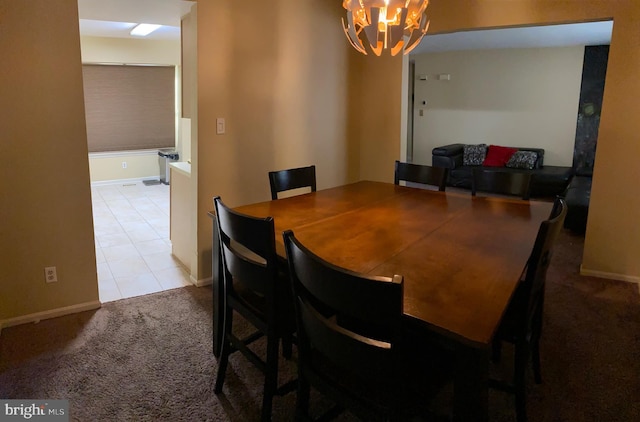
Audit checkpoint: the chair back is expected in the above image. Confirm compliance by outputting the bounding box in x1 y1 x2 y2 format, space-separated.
213 197 296 421
472 168 532 200
213 196 279 316
283 230 403 402
518 197 568 335
394 161 448 191
269 165 316 200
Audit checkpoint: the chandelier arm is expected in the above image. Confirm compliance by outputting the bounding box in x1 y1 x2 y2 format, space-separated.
388 8 408 54
342 16 368 55
363 7 382 55
403 19 429 55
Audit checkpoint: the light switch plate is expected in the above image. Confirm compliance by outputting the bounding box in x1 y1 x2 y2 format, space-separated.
216 118 225 135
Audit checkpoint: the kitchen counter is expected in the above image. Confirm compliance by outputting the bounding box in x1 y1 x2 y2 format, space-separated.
170 161 191 177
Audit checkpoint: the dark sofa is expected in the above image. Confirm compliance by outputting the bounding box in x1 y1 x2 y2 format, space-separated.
562 167 592 233
432 143 574 198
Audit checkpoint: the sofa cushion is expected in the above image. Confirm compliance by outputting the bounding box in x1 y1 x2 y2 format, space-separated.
506 151 538 170
482 145 518 167
463 144 487 166
449 165 573 197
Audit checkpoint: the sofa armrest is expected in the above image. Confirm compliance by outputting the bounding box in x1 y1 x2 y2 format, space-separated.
432 143 464 169
433 143 465 157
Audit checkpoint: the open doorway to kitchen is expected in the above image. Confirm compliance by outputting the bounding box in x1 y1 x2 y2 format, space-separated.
78 0 197 301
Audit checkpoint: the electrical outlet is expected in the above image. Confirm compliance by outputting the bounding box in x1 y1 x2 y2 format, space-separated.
122 161 127 169
45 266 58 283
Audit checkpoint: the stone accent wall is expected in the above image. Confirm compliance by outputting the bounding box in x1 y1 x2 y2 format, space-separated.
573 45 609 171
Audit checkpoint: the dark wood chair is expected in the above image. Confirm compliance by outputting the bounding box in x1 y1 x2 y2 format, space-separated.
283 229 453 422
269 165 317 200
212 196 295 422
471 168 532 200
394 160 448 191
490 197 568 422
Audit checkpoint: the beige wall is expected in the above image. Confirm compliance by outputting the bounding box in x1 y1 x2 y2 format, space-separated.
179 4 199 281
88 151 162 183
352 53 406 182
81 36 182 183
196 0 355 280
181 4 198 121
412 46 584 166
80 36 180 65
1 0 99 325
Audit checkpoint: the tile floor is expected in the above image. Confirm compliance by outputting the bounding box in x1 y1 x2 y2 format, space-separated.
92 182 192 303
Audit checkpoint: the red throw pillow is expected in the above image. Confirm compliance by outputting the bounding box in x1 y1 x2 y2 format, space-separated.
482 145 518 167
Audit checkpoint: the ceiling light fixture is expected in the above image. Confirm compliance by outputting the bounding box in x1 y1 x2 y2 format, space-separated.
130 23 162 37
342 0 430 56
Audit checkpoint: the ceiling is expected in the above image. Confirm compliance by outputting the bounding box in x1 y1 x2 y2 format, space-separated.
411 21 613 55
77 0 193 41
78 0 613 52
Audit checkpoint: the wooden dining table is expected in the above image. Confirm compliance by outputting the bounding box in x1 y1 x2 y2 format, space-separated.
209 180 552 421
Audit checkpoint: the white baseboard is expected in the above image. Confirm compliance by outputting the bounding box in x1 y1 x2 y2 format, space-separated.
91 177 161 187
580 265 640 285
0 301 102 335
192 276 212 287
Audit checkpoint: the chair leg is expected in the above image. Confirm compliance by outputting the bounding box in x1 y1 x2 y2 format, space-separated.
531 338 542 384
214 337 231 393
491 337 502 362
295 377 311 422
214 311 233 394
282 334 293 359
261 335 280 422
531 303 544 384
515 389 528 422
514 343 529 422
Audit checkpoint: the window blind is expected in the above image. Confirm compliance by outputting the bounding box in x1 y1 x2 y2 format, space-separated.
82 64 175 152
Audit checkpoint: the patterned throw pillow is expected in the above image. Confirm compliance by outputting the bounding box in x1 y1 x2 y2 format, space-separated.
463 144 487 166
506 151 538 170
